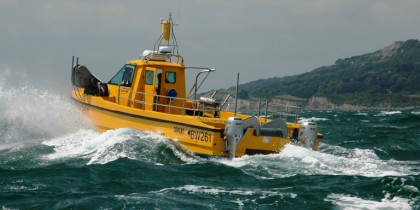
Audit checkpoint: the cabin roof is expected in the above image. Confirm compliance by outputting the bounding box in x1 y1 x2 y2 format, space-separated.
127 59 186 69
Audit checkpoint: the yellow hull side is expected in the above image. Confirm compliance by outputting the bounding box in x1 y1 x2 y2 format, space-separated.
72 91 291 157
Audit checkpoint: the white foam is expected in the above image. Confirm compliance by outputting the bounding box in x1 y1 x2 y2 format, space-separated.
404 185 419 194
153 184 295 199
163 140 203 164
216 144 418 178
2 206 19 210
375 111 402 116
354 112 369 116
114 194 151 203
325 193 413 210
42 128 165 165
3 179 46 192
411 111 420 115
42 128 200 165
299 117 329 122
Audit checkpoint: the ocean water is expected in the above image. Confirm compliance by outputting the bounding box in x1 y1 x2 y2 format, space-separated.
0 85 419 209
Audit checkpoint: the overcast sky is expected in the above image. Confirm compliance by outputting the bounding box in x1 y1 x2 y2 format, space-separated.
1 0 420 94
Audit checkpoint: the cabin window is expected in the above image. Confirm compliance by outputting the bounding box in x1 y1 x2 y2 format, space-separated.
145 70 154 85
165 71 176 84
109 65 136 86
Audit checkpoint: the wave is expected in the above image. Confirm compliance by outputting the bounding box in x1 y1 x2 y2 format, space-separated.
1 128 200 169
12 131 416 178
299 117 329 122
370 124 409 129
388 112 420 126
325 193 413 210
7 126 417 178
115 185 297 208
354 112 369 116
152 185 296 197
375 111 402 116
6 121 415 178
41 128 199 166
216 144 419 178
411 111 420 115
148 185 297 208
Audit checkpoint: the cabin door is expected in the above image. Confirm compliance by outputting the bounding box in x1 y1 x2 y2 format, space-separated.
108 64 136 107
143 68 158 110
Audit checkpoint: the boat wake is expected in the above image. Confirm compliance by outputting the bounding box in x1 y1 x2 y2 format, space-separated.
217 143 419 179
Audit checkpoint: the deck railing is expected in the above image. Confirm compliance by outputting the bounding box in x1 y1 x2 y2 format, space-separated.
250 99 301 123
117 86 218 117
116 86 301 122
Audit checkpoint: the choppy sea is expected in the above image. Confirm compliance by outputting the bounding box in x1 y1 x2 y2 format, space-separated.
1 85 419 209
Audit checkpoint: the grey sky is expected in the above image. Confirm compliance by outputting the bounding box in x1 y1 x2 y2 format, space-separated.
1 0 420 94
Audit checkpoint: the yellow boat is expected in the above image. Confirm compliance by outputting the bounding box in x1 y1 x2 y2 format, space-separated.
71 14 322 158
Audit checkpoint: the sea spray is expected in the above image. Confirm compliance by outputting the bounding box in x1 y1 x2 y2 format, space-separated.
0 83 90 147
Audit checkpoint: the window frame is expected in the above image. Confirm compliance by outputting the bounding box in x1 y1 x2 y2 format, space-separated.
108 64 136 86
145 70 154 85
165 71 176 84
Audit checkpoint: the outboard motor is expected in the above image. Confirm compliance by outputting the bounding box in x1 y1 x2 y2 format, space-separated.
224 117 243 158
298 120 318 150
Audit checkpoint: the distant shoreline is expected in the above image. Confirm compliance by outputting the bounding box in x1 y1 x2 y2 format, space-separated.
303 96 419 111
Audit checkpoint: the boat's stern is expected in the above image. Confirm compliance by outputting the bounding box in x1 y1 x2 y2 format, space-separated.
222 115 323 158
222 116 289 157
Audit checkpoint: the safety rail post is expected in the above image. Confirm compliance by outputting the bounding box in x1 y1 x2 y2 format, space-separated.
285 105 288 121
296 107 301 123
264 100 268 122
234 72 239 117
220 94 231 111
182 99 186 115
142 92 145 109
155 96 158 111
117 84 121 104
168 97 172 114
258 98 261 117
210 91 217 98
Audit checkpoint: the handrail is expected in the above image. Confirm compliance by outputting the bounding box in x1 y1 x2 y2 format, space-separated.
117 88 219 118
71 56 84 101
186 67 216 99
217 96 302 123
116 87 301 123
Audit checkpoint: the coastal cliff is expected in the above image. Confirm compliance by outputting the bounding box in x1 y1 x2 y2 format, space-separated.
226 39 420 110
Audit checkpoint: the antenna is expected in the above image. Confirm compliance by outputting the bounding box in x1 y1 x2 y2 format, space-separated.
177 0 180 26
234 72 239 117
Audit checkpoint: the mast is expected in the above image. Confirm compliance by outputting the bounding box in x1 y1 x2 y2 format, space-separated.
153 13 179 57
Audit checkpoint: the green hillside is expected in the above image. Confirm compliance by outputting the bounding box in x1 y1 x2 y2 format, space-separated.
232 39 420 108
